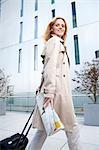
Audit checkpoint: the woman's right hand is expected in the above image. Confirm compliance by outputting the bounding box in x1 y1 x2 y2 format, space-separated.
36 87 40 95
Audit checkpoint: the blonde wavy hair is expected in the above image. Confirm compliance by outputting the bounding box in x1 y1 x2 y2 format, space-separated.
43 17 67 42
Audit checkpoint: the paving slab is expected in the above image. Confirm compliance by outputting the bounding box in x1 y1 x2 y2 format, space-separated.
0 112 99 150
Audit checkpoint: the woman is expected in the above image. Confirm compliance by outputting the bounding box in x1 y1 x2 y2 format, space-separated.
28 17 81 150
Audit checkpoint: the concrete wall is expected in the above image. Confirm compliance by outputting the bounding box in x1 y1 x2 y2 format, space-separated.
0 0 99 96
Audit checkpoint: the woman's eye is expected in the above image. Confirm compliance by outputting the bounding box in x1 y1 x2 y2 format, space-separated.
62 25 65 28
55 24 59 27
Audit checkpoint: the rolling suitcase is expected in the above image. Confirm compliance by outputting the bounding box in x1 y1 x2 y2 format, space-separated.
0 108 34 150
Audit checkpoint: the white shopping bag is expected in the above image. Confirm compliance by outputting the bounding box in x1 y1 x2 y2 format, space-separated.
36 93 64 136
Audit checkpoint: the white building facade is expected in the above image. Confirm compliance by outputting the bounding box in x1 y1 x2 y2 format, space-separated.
0 0 99 109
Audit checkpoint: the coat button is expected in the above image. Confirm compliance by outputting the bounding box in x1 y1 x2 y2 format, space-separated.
63 75 65 77
63 62 65 64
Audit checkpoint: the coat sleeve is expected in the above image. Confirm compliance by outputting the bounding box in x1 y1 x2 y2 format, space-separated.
43 37 60 99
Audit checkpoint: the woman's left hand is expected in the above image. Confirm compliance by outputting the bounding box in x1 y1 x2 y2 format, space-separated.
43 97 53 108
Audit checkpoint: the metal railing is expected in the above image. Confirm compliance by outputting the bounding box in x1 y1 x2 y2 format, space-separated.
4 94 99 113
6 95 36 112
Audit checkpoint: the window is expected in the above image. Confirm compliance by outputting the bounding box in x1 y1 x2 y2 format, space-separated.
34 45 38 70
20 0 24 17
34 16 38 39
18 49 22 73
51 0 55 4
95 50 99 58
19 22 23 43
35 0 38 11
71 2 77 28
0 0 1 18
74 35 80 64
52 9 55 18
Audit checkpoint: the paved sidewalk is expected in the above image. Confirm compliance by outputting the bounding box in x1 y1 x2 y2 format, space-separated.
0 111 99 150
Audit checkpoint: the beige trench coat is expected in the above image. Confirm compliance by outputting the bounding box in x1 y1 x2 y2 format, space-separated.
32 35 76 132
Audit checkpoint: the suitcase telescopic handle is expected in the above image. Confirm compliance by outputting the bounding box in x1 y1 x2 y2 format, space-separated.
21 108 34 136
16 107 35 148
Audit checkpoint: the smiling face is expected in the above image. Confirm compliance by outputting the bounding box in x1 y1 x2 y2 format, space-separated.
52 19 66 38
44 17 67 41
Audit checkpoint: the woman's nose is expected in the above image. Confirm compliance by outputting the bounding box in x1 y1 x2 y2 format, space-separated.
59 25 62 29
